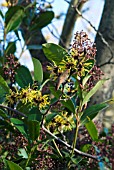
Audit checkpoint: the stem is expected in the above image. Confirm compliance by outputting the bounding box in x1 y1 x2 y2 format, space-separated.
53 139 63 158
42 126 98 160
71 120 79 157
0 104 27 118
67 119 79 169
25 145 36 168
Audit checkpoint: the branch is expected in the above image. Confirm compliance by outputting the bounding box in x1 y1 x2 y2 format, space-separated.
42 125 98 160
0 104 27 118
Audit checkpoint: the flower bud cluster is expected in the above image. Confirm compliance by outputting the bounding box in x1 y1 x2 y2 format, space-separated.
3 54 20 84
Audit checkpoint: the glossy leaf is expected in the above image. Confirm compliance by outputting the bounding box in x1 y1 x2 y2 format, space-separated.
81 103 108 124
6 160 23 170
61 99 75 114
5 6 24 33
50 86 61 99
82 79 106 106
42 43 68 65
32 58 43 83
82 74 91 87
28 107 42 122
85 120 98 141
10 118 28 139
0 109 8 119
30 11 54 30
0 75 9 103
0 10 4 18
5 42 16 55
0 119 15 133
28 120 40 141
15 65 33 88
46 112 58 124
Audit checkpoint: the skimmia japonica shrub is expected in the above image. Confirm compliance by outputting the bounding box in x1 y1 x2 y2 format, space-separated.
0 30 113 169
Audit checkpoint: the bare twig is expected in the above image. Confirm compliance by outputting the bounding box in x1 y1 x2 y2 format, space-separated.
0 104 27 118
42 125 98 160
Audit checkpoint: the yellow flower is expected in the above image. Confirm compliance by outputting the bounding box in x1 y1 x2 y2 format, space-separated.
47 111 75 132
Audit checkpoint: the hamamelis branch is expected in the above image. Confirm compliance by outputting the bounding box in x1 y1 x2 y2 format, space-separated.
0 104 27 118
0 103 98 160
42 125 98 160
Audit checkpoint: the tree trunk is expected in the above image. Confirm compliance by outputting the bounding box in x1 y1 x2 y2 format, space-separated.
90 0 114 126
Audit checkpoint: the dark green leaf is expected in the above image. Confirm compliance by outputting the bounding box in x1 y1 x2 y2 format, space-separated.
85 120 98 141
81 103 108 125
0 119 15 132
0 10 4 18
49 86 61 98
28 120 40 141
28 107 42 122
0 109 8 119
15 65 33 88
82 79 106 106
42 43 68 65
61 99 75 114
16 102 31 115
6 160 23 170
10 118 28 139
46 112 58 124
5 6 24 33
5 42 16 55
0 75 9 103
30 11 54 30
32 58 43 83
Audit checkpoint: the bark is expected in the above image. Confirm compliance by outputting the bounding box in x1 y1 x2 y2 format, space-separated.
90 0 114 125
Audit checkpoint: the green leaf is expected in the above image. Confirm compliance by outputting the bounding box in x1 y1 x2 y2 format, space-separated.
82 79 106 106
85 120 98 141
0 75 9 103
0 109 8 119
18 148 28 159
82 74 91 87
42 43 68 65
16 102 31 115
32 58 43 83
61 99 75 114
46 112 58 124
10 118 28 139
28 120 40 141
81 103 108 125
0 119 15 132
81 144 92 152
6 160 23 170
15 65 33 88
49 86 61 98
28 107 42 122
5 42 16 55
30 11 54 30
5 6 24 33
0 10 4 18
